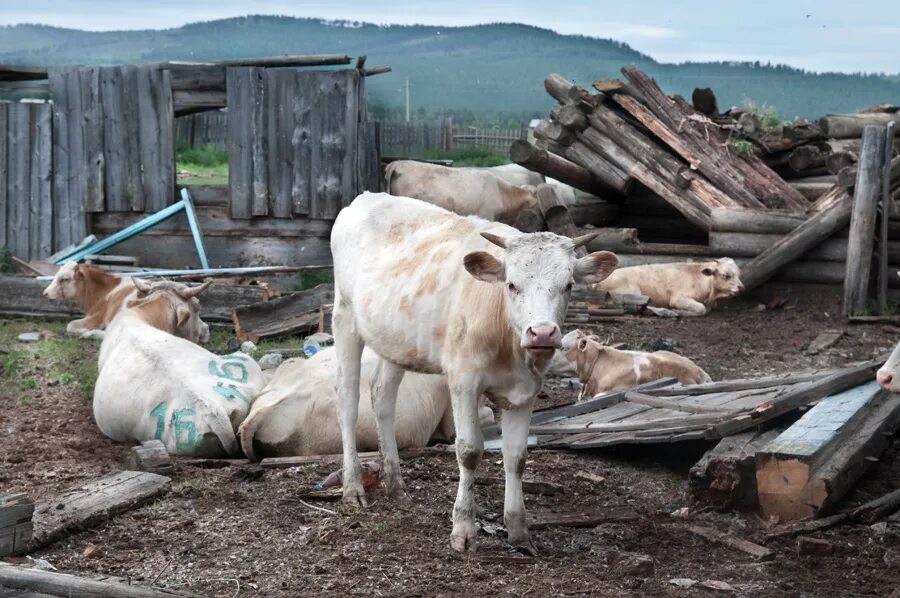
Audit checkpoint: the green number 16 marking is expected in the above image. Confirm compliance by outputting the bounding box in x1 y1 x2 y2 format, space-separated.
150 402 167 440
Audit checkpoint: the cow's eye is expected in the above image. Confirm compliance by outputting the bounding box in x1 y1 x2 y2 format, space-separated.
564 282 573 293
723 274 732 280
507 282 518 294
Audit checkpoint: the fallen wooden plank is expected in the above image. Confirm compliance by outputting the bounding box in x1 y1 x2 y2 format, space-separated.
531 413 725 435
0 494 34 557
231 283 334 342
688 428 783 510
0 562 190 598
805 329 844 355
685 525 775 561
528 506 640 530
766 487 900 539
646 372 830 396
22 471 170 554
755 381 900 521
622 392 736 414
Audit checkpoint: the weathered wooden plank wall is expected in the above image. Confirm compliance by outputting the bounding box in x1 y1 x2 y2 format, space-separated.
1 102 53 261
227 67 378 221
48 65 175 218
174 112 228 150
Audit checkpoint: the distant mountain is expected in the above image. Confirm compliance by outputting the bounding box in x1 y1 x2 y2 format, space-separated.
2 16 899 122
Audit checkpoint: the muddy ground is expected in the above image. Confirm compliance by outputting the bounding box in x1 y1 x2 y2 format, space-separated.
1 283 899 597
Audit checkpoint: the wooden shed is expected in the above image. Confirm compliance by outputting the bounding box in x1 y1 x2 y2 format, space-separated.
0 55 387 266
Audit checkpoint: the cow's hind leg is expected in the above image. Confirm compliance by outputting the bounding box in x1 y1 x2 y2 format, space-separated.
670 296 708 316
333 295 367 507
501 399 537 555
371 358 407 499
449 376 483 553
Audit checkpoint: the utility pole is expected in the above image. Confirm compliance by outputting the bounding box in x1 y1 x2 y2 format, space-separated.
404 78 410 122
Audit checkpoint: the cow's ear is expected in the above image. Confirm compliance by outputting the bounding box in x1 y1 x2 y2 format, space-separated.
74 265 84 279
701 267 716 277
464 251 505 283
577 337 590 352
574 251 618 283
176 306 191 327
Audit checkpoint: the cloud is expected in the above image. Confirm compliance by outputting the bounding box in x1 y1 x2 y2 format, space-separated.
617 24 678 39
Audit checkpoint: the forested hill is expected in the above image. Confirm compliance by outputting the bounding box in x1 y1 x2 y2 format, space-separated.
2 15 898 122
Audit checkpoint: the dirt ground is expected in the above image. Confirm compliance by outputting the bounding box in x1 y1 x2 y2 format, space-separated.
2 283 899 597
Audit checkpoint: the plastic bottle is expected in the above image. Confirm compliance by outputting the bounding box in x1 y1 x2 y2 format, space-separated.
314 461 382 491
303 338 321 357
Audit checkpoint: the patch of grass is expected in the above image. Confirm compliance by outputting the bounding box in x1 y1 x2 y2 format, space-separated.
744 100 782 132
2 350 27 379
35 334 98 398
419 147 509 167
0 246 14 273
143 499 169 517
179 478 209 492
372 522 391 534
176 145 228 185
19 397 32 407
22 377 37 389
727 135 755 157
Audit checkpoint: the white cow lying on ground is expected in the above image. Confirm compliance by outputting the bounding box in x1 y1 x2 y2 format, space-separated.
384 160 538 224
477 164 544 187
94 280 264 457
556 331 711 399
876 341 900 392
331 191 617 554
239 347 494 460
42 263 210 342
592 258 744 316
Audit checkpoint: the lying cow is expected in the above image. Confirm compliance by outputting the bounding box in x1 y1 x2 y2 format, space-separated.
476 164 544 187
593 258 744 316
42 263 211 343
94 281 263 456
384 160 537 224
42 263 137 338
331 191 617 554
239 347 494 460
560 331 711 399
876 341 900 392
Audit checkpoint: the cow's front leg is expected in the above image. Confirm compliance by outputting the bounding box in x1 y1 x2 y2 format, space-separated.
501 399 537 555
371 358 407 499
670 296 708 316
449 377 483 553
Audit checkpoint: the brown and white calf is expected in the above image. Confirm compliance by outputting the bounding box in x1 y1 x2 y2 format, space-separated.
558 331 711 398
384 160 538 224
592 258 744 316
42 263 138 338
331 191 617 553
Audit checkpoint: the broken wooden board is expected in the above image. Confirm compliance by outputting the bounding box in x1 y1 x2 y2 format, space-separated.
755 381 900 521
805 329 845 355
124 440 173 475
0 494 34 557
21 471 170 554
231 283 334 342
689 427 783 510
684 525 775 561
527 360 881 449
0 562 191 598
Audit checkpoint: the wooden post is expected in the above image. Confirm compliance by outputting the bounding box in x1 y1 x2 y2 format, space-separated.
879 121 896 313
844 125 886 316
124 439 173 475
0 494 34 557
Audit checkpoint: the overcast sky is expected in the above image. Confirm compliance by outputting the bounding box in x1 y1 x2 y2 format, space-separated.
2 0 899 74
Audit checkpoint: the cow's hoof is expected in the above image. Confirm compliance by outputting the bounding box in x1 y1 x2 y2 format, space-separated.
511 538 538 557
341 484 368 508
450 522 478 553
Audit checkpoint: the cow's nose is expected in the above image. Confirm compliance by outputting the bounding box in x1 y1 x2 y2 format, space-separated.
526 325 560 348
877 369 894 391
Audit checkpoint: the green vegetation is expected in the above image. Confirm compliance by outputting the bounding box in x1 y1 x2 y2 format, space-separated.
292 268 335 292
727 135 755 157
0 247 14 273
2 17 898 122
420 147 509 167
0 320 98 397
175 145 228 185
745 100 783 132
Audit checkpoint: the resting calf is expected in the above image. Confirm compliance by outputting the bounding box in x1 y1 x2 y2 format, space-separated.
331 191 617 553
592 258 744 316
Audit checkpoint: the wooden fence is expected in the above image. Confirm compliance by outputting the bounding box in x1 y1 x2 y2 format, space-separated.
175 112 228 150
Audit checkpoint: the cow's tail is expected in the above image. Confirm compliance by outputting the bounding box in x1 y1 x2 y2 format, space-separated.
237 403 268 462
384 161 400 193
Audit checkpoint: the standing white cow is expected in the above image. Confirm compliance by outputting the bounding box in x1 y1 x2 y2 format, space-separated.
331 191 617 554
94 281 265 456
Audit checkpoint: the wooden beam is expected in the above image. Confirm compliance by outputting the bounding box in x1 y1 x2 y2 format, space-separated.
0 494 34 557
739 185 853 291
819 112 900 139
231 283 335 342
0 562 189 598
508 139 607 195
755 381 900 521
124 440 174 475
22 471 170 555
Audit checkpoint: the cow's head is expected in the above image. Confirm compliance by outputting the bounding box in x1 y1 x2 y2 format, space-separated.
702 258 744 299
564 331 606 382
128 278 212 343
463 231 617 359
877 341 900 392
42 262 82 301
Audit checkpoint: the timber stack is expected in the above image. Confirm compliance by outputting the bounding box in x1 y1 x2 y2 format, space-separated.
513 66 900 312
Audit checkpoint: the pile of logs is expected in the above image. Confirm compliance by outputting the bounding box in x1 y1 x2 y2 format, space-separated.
513 66 900 313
